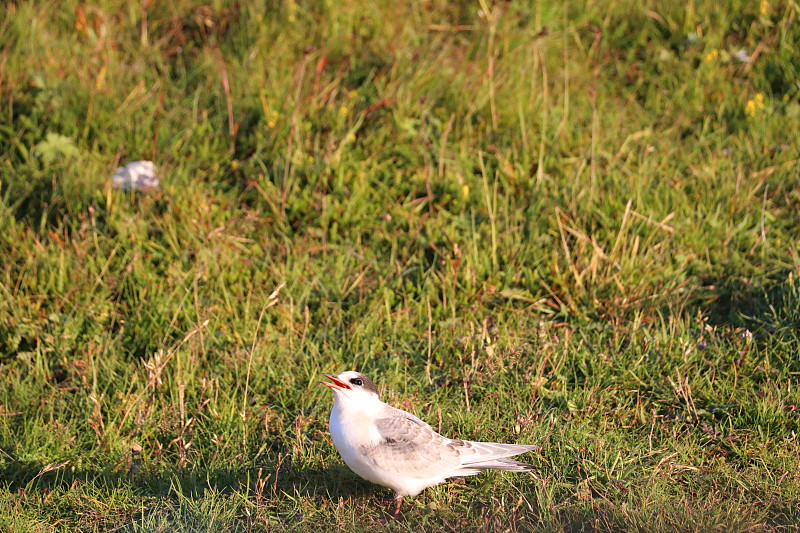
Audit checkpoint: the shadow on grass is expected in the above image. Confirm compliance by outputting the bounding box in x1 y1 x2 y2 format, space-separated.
0 449 374 497
699 271 800 332
0 450 409 531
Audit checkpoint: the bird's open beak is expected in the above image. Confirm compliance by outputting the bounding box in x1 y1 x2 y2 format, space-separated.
321 373 351 391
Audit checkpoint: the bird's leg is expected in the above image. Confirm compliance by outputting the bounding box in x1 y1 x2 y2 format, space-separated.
392 495 402 518
377 495 403 524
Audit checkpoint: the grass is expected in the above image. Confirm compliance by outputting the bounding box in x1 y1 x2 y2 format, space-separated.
1 0 800 531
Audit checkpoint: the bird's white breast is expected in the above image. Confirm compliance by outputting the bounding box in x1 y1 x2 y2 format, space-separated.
329 398 397 483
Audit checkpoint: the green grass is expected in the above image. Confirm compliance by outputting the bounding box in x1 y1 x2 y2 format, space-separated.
2 0 800 531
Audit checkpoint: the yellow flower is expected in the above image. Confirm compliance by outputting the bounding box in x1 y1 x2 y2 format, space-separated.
760 0 771 18
346 132 356 144
267 110 279 128
704 49 719 62
461 184 470 199
745 92 765 118
338 105 349 122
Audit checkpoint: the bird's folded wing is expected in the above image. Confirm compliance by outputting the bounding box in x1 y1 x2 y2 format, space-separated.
456 441 540 465
368 414 462 478
369 410 539 478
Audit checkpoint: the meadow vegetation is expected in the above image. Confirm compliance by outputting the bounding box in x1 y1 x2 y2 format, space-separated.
1 0 800 531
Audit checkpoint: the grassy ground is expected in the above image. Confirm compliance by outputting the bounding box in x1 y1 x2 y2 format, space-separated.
2 0 800 531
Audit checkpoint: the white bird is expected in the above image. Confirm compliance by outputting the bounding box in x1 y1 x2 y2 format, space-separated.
321 371 539 517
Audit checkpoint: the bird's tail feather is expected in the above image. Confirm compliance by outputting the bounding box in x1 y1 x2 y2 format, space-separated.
460 442 540 462
465 457 535 472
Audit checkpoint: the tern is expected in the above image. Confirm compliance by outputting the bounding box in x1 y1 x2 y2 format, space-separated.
321 371 539 517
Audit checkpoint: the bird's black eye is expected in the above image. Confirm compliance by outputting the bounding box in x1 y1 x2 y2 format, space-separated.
349 378 363 386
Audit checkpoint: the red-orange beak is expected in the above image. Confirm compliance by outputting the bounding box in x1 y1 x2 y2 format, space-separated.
321 373 351 391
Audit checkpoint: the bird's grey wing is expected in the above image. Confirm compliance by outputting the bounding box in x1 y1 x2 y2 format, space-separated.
456 440 540 464
451 440 540 471
384 405 433 431
368 408 539 477
367 412 461 478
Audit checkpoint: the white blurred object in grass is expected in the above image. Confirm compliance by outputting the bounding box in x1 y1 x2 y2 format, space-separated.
112 160 159 191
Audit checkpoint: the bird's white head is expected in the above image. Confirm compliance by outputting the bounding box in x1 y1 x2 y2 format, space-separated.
321 371 381 408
